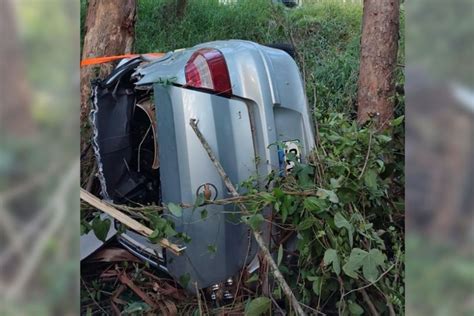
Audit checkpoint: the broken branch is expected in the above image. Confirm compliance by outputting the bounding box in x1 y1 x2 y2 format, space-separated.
80 188 185 255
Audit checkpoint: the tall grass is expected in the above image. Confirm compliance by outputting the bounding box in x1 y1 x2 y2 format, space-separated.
136 0 285 52
135 0 366 114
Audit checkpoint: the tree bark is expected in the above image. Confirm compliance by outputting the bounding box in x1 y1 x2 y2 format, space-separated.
0 0 35 136
80 0 136 129
176 0 188 18
357 0 400 129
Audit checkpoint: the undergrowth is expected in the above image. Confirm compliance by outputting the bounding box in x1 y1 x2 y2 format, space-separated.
82 0 405 314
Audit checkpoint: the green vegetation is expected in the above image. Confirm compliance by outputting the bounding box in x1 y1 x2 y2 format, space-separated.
135 0 370 114
135 0 405 314
82 0 405 314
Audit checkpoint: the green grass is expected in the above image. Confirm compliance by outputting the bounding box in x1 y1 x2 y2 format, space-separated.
135 0 285 52
135 0 367 115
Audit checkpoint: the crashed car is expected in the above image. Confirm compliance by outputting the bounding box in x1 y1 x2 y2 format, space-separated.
89 40 315 293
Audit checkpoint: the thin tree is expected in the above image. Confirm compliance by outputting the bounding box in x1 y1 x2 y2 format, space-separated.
0 0 35 136
80 0 137 128
176 0 188 18
357 0 400 129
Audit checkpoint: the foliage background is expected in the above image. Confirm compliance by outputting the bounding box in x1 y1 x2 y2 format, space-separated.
0 0 79 315
405 0 474 315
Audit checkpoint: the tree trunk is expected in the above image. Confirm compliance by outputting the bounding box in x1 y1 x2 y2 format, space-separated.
80 0 136 129
0 0 35 136
357 0 400 129
176 0 188 18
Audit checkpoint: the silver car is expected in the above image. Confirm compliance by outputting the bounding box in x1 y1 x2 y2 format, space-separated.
89 40 315 291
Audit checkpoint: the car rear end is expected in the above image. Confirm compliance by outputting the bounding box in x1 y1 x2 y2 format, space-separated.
92 40 315 291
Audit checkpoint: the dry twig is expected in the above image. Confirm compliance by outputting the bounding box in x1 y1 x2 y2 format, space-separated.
358 131 373 180
361 288 379 316
194 282 203 316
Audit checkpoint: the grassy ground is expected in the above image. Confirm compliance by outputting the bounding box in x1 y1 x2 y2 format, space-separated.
81 1 405 314
135 0 368 116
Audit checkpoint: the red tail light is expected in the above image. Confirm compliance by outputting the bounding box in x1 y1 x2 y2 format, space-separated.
185 48 232 97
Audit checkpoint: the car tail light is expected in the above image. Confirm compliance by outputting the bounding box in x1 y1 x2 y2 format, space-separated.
185 48 232 97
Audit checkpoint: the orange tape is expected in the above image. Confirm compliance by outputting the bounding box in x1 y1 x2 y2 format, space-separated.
80 53 165 67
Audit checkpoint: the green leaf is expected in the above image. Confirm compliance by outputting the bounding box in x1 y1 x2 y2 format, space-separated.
348 301 364 315
260 192 274 202
342 248 367 279
91 217 111 242
342 248 386 282
297 218 316 230
337 187 358 204
149 228 161 240
390 115 404 127
317 188 339 203
296 164 314 189
287 199 298 216
323 248 341 275
179 273 191 288
200 209 208 220
363 249 386 282
272 285 282 300
245 273 259 284
303 196 327 213
364 169 378 191
245 297 271 316
164 225 177 238
168 203 182 217
327 134 342 142
116 223 126 234
277 244 284 266
177 232 192 243
309 276 323 295
207 244 217 254
273 187 285 199
123 302 150 314
274 201 281 213
281 205 288 223
330 176 343 189
147 213 161 228
376 134 392 143
80 223 89 235
244 214 265 231
194 193 205 208
334 212 354 247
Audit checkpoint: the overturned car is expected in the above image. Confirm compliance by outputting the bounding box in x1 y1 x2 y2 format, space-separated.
89 40 315 292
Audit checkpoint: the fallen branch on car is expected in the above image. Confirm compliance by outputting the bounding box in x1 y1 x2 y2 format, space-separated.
106 190 320 214
189 118 307 316
80 188 185 255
